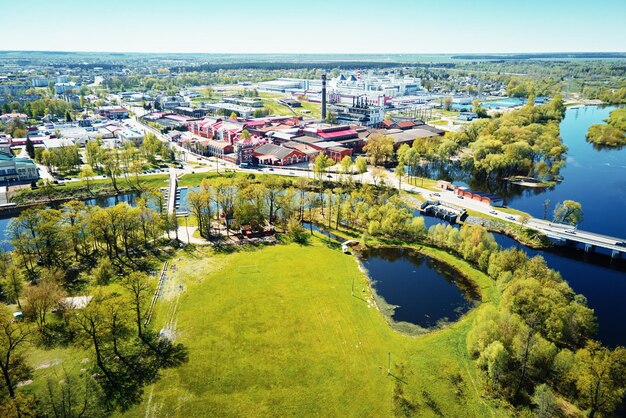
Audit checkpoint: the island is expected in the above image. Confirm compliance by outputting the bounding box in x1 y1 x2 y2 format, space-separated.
586 108 626 147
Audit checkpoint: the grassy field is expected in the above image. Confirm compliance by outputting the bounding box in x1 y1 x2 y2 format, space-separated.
123 239 508 417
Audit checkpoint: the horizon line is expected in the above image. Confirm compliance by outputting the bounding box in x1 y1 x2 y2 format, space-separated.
1 50 626 55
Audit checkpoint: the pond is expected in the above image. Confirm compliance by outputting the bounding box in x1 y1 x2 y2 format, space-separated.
359 247 479 329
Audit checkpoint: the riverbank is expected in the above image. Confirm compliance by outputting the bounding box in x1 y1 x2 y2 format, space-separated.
7 174 169 208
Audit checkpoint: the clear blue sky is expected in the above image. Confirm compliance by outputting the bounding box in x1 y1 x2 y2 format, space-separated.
2 0 625 53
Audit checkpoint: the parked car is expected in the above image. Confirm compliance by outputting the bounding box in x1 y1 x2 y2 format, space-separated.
506 215 516 221
489 210 497 215
457 195 464 199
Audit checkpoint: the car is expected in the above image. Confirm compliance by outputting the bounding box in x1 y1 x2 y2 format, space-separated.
489 210 498 215
326 174 332 179
457 195 464 199
615 241 626 247
239 163 250 168
506 216 516 221
289 172 295 176
564 229 576 234
268 168 274 171
430 192 441 197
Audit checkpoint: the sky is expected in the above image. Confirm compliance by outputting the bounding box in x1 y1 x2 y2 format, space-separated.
1 0 625 54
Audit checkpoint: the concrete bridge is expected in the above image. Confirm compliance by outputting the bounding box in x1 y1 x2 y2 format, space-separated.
526 219 626 258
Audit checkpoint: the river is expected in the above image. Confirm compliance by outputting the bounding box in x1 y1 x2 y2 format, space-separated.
420 105 626 346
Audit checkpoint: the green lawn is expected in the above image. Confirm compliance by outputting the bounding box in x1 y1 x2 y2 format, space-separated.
123 240 507 417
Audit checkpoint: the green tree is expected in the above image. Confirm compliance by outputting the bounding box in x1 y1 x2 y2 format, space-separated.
575 341 626 418
355 156 368 184
394 163 405 189
339 156 353 184
0 305 31 399
24 137 35 159
363 133 394 166
79 166 96 195
553 200 583 226
531 384 559 418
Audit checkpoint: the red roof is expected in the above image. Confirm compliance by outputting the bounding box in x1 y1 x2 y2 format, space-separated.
317 129 358 139
397 121 416 129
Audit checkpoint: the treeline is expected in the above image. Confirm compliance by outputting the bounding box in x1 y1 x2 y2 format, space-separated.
2 98 76 120
0 199 187 415
187 175 426 243
583 86 626 104
447 96 567 180
427 223 625 417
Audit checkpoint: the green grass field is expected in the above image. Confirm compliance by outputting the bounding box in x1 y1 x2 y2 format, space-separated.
123 240 507 417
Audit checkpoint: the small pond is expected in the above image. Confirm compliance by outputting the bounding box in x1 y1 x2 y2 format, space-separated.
360 247 479 329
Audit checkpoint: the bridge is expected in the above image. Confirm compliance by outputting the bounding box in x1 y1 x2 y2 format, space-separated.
526 219 626 258
166 171 178 215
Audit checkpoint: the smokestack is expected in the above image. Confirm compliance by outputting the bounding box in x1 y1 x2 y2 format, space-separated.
321 74 327 121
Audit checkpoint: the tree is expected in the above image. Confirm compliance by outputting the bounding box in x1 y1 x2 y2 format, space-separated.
394 163 405 189
370 166 386 187
24 137 35 159
325 111 337 124
286 216 309 244
313 154 332 183
0 306 31 399
531 384 559 418
79 166 96 195
240 129 251 141
121 272 152 339
85 139 102 170
23 277 66 336
575 341 626 418
443 97 453 111
355 156 368 184
339 156 353 184
363 133 394 166
553 200 583 226
229 111 238 120
1 265 25 310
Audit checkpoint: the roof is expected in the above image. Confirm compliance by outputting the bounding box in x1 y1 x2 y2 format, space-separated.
253 143 301 160
283 142 320 155
291 135 324 145
373 126 443 144
397 121 416 129
199 139 233 150
317 129 359 140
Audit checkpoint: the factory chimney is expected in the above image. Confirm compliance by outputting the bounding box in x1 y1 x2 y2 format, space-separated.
321 74 327 121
